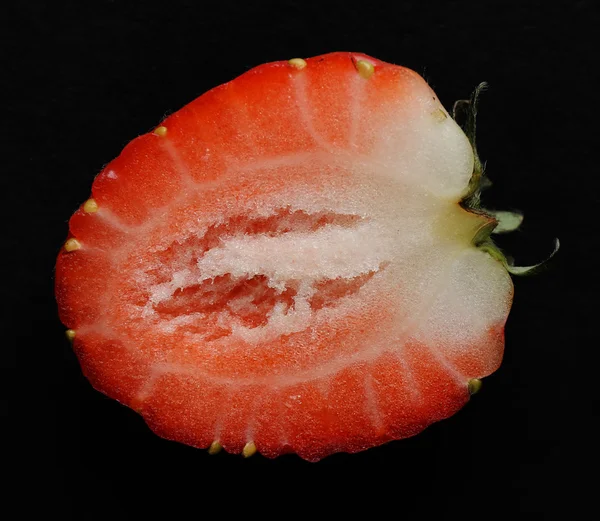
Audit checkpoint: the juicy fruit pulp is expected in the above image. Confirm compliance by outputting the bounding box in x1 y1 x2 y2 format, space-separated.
55 53 513 461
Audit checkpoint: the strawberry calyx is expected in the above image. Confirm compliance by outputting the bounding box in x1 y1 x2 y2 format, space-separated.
455 84 559 275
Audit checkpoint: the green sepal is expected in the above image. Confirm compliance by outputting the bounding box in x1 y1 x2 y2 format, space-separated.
505 238 560 275
488 210 524 234
478 238 560 276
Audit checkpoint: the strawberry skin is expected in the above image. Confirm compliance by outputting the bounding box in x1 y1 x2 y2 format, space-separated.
55 52 513 461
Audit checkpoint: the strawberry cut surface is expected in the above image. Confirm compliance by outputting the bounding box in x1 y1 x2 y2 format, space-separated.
55 52 513 461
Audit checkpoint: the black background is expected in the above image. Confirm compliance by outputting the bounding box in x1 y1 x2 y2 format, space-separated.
5 0 598 518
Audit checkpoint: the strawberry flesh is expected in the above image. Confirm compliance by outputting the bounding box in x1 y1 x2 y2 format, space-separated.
55 52 513 461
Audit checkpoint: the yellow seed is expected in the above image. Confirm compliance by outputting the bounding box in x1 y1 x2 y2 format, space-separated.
468 378 483 395
242 441 257 458
65 329 76 341
153 126 168 137
355 59 375 79
288 58 307 70
208 441 222 455
64 238 81 252
433 108 448 122
83 198 98 213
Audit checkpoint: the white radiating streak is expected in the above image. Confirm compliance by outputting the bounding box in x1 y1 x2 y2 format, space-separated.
427 345 467 384
348 72 366 149
364 373 384 430
392 350 423 403
162 138 196 187
244 390 266 442
134 369 160 403
292 73 339 153
95 207 136 234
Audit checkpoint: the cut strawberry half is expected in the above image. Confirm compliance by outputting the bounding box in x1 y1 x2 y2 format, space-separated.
55 52 514 461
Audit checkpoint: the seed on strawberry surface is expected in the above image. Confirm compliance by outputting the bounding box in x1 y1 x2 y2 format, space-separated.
468 378 483 395
153 126 168 137
432 108 448 122
354 59 375 79
288 58 307 69
63 238 81 252
242 442 257 458
208 440 223 455
83 198 98 213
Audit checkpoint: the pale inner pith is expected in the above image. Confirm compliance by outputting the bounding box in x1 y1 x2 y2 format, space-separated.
123 208 391 345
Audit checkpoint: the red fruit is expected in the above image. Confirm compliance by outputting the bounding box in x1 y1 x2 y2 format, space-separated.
56 52 515 461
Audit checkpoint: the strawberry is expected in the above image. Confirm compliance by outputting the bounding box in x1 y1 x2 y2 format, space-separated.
55 52 520 462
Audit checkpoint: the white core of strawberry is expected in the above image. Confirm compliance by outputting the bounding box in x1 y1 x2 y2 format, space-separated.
142 217 394 343
193 222 389 284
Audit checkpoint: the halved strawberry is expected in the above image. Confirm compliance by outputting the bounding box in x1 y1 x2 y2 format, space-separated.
55 52 515 461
